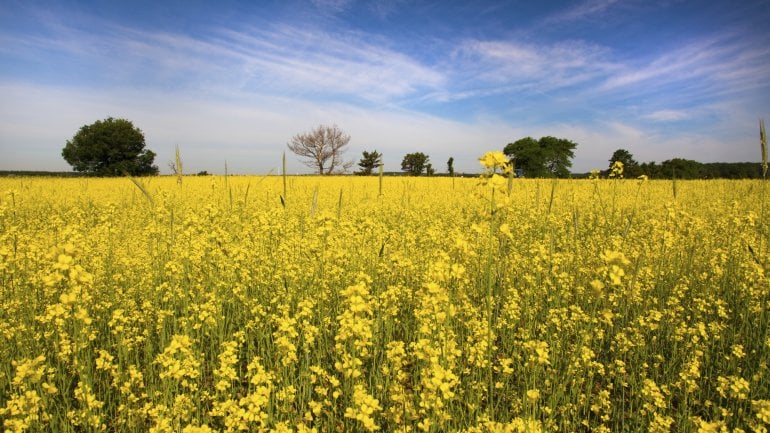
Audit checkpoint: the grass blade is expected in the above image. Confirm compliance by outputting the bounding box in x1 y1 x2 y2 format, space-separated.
126 174 154 206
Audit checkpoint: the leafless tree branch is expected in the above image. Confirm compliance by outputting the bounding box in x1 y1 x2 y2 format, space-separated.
287 124 352 175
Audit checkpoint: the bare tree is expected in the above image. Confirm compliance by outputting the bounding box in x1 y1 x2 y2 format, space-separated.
287 124 353 175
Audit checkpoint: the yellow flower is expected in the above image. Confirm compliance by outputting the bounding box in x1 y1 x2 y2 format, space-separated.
10 355 46 387
344 384 382 432
523 340 550 366
526 389 540 402
717 375 750 400
609 160 624 178
499 357 514 375
488 173 506 189
649 413 674 433
213 340 239 392
753 399 770 424
590 279 605 295
479 151 509 169
692 417 727 433
642 379 666 410
731 344 745 359
182 424 214 433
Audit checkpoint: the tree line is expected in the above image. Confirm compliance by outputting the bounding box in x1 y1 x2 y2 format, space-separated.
354 135 578 177
605 149 764 179
57 119 764 179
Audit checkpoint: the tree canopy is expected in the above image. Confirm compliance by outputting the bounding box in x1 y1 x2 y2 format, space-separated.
602 159 766 179
608 149 640 177
62 117 158 176
356 150 382 175
660 158 704 179
401 152 429 176
287 124 352 175
503 136 576 177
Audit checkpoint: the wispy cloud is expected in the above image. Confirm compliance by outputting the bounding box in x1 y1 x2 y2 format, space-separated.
544 0 620 23
2 14 444 103
217 25 444 100
445 39 615 99
599 33 770 100
442 27 770 128
643 110 690 122
1 1 767 174
310 0 355 13
0 81 518 174
600 41 713 91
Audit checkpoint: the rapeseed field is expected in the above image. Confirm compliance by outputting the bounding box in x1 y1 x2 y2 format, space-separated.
1 156 769 432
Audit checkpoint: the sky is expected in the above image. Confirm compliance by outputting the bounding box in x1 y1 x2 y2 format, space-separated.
1 0 769 175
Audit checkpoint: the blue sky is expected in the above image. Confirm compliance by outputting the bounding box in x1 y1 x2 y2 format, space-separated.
1 0 769 174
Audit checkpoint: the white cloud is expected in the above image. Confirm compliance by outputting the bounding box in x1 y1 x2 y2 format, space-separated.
643 110 690 122
2 15 445 103
2 4 766 175
599 33 770 102
446 29 770 118
218 25 445 100
545 0 620 23
1 80 760 175
310 0 355 12
516 116 761 171
446 39 615 99
0 82 519 174
601 41 715 91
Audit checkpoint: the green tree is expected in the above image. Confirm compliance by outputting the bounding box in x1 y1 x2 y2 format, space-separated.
639 161 661 178
661 158 703 179
701 162 762 179
401 152 429 176
62 117 158 176
540 136 577 177
503 136 576 177
504 137 545 177
356 150 383 175
447 157 455 176
426 163 435 176
608 149 640 177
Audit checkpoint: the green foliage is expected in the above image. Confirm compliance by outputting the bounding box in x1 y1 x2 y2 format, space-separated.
401 152 430 176
504 137 543 176
540 136 577 177
357 150 383 175
61 117 158 176
657 159 703 179
503 136 576 178
608 149 641 177
447 157 455 176
637 159 688 179
0 171 79 177
701 162 763 179
646 161 761 179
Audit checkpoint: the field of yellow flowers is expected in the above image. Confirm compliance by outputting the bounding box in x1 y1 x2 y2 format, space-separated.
1 158 769 432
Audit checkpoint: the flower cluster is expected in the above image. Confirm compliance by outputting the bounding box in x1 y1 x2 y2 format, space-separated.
1 162 768 432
